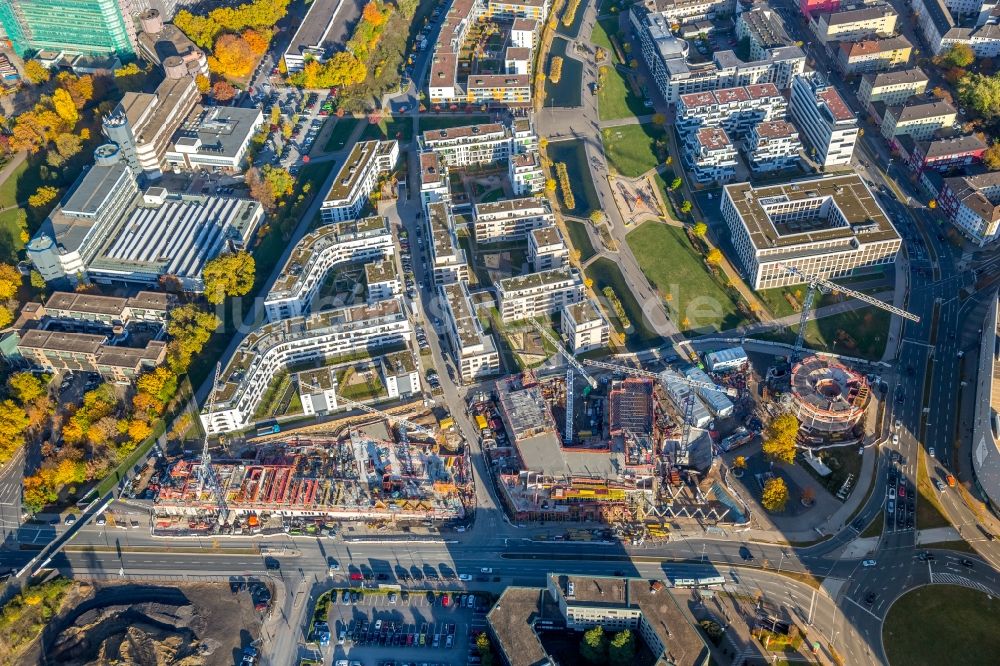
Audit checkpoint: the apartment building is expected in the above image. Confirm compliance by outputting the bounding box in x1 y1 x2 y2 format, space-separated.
365 258 402 304
472 197 554 244
264 216 394 321
427 201 471 286
879 98 956 142
811 2 897 44
320 140 399 223
789 72 859 169
834 35 912 74
14 330 167 383
800 0 841 18
379 351 421 398
440 282 500 381
419 152 450 206
683 127 738 183
858 67 929 109
528 224 569 271
487 0 549 20
509 151 545 196
898 133 987 174
744 120 803 173
19 291 169 327
510 17 538 48
721 174 902 289
101 68 200 180
201 298 413 434
676 83 786 136
938 171 1000 246
420 123 511 166
736 3 792 61
912 0 1000 57
636 0 730 23
165 105 265 173
562 300 610 353
497 268 584 323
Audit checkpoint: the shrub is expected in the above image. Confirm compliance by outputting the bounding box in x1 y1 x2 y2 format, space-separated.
550 56 563 84
555 162 575 210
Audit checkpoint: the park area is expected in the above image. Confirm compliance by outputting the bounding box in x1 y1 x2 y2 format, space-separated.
418 114 491 132
626 221 748 334
883 585 1000 666
750 306 890 361
324 117 361 152
0 157 41 264
592 20 647 121
601 124 666 178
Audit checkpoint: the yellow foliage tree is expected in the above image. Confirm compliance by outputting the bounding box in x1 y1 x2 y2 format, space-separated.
8 371 47 404
23 60 50 85
128 420 153 445
28 185 59 209
762 413 800 464
761 476 789 512
0 263 21 300
51 88 79 126
202 251 256 304
209 34 256 79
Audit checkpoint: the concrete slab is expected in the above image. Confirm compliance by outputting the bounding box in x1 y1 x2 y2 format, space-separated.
839 536 879 559
916 526 962 544
820 576 846 599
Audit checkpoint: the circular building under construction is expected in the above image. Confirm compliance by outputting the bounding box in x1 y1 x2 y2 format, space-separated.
789 356 871 434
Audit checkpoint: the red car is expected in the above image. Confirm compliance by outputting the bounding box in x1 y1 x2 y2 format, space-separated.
442 594 449 607
899 485 906 498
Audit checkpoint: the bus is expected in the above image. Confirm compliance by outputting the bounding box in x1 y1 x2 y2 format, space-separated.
256 421 280 437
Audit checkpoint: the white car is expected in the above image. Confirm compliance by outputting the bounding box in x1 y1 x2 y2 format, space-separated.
862 559 877 567
888 487 896 500
480 567 493 574
892 434 899 445
929 447 936 459
458 573 472 581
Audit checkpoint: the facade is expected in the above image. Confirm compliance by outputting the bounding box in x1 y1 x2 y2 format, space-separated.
101 69 200 180
736 3 792 61
320 140 399 223
419 152 450 206
165 106 265 173
636 0 731 23
472 197 554 244
789 72 859 169
800 0 841 18
264 216 393 321
721 174 902 289
487 0 549 21
0 0 137 58
427 202 471 286
682 127 738 183
704 346 748 372
497 268 585 323
200 298 413 434
528 225 568 271
938 171 1000 246
811 2 897 44
365 258 402 304
509 151 545 196
676 83 786 136
912 0 1000 57
898 133 987 174
879 99 957 141
379 351 421 398
834 35 912 74
857 67 929 109
562 300 610 353
420 123 511 166
441 282 500 381
744 120 803 174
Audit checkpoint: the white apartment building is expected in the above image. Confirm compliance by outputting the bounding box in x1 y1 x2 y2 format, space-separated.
721 174 902 289
420 123 511 166
744 120 803 173
505 46 531 75
879 99 956 142
200 298 413 434
562 299 610 353
811 2 897 44
509 150 545 196
419 151 450 206
365 258 402 304
487 0 549 21
789 72 858 169
510 17 538 48
528 224 569 271
264 216 394 321
472 197 554 244
379 350 421 398
636 0 731 23
939 171 1000 246
676 83 786 136
497 267 585 323
912 0 1000 57
441 281 501 381
427 201 471 286
857 67 929 109
320 140 399 223
683 127 738 183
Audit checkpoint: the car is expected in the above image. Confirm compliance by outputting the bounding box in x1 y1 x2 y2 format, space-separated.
862 559 877 567
738 546 754 561
480 567 493 574
64 514 77 525
446 634 454 648
929 447 936 458
264 556 280 570
95 515 107 526
342 590 350 603
864 592 877 605
894 418 901 429
961 558 974 568
934 479 946 491
337 630 346 645
389 592 397 604
458 573 472 581
442 594 450 607
888 487 896 500
898 484 906 498
892 434 899 444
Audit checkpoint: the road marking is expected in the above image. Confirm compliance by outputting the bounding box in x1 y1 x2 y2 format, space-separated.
844 596 882 619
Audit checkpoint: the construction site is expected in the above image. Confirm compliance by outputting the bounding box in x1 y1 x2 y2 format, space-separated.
788 355 872 439
152 418 470 535
478 362 751 538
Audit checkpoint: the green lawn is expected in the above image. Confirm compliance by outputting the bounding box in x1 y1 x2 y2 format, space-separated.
750 306 891 361
601 124 665 178
0 207 27 266
593 21 646 121
0 158 28 208
884 586 1000 666
418 114 490 132
585 258 663 350
546 139 600 217
626 221 747 334
0 159 39 263
592 18 618 52
479 188 506 203
360 117 413 142
324 117 360 152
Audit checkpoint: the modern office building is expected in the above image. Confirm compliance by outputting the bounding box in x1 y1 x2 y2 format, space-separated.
811 2 897 44
528 224 568 271
165 105 265 173
682 127 738 183
200 298 413 434
562 299 610 353
857 67 929 109
0 0 137 58
320 140 399 223
878 98 957 142
744 120 803 174
912 0 1000 57
834 35 912 74
264 216 394 321
427 201 471 286
472 197 554 244
497 268 585 323
789 72 859 169
721 174 902 289
282 0 350 72
440 282 501 382
938 171 1000 246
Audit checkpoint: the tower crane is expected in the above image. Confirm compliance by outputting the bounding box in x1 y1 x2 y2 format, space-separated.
198 362 228 519
778 263 920 358
530 319 598 388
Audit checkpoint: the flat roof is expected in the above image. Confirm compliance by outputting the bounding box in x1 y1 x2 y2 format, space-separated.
475 196 548 218
172 105 263 158
820 3 894 25
530 224 563 248
423 123 506 144
817 86 855 122
499 267 578 294
284 0 344 58
44 290 169 316
754 119 798 139
487 588 551 666
697 127 730 150
563 299 604 326
61 160 131 218
442 282 491 351
365 257 397 284
325 140 390 203
381 349 417 375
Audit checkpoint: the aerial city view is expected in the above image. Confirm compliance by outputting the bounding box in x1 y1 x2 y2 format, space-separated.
0 0 998 663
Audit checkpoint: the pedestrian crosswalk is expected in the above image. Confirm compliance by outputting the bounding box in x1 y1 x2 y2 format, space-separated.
930 572 995 596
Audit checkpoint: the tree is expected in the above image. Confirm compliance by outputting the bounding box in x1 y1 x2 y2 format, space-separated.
475 632 494 666
762 412 799 464
706 248 723 266
581 625 607 663
761 476 789 512
609 629 635 666
680 200 693 214
195 73 211 93
8 372 47 405
51 89 79 126
136 366 178 404
984 141 1000 170
54 132 83 162
58 73 94 109
270 103 281 126
28 185 59 209
0 305 12 330
692 222 708 239
212 80 237 102
734 455 746 471
801 486 816 505
670 176 682 190
939 43 975 69
202 251 256 304
115 62 143 78
209 34 256 79
0 263 21 300
958 73 1000 119
928 199 937 209
166 304 221 372
0 399 29 462
29 270 46 291
589 210 606 224
545 177 557 192
652 113 666 125
243 28 270 56
23 60 50 85
362 0 388 26
127 419 153 445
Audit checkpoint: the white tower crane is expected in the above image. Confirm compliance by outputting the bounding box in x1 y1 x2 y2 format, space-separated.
530 319 598 388
198 362 227 519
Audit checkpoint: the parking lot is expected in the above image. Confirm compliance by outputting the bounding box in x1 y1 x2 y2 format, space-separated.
324 587 488 665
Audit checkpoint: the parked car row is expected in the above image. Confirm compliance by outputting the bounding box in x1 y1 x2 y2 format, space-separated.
338 617 458 649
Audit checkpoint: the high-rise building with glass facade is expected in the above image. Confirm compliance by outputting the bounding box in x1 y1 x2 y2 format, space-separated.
0 0 138 59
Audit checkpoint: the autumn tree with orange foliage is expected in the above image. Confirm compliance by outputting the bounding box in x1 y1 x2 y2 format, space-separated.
242 28 271 56
212 80 238 101
362 1 387 26
209 34 255 78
